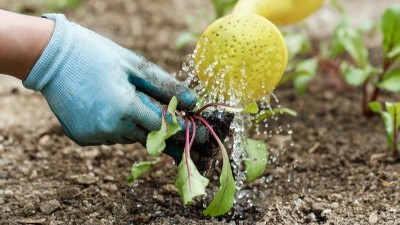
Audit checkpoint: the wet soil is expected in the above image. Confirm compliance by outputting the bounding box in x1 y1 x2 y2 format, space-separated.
1 0 400 224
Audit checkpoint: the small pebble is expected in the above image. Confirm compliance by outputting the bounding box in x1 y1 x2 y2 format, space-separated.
369 211 378 224
322 209 332 216
39 135 50 145
307 213 316 222
57 187 80 202
39 199 61 214
103 175 114 181
71 174 98 185
160 184 177 194
101 183 118 192
330 193 343 200
23 202 37 216
4 190 14 197
331 202 339 209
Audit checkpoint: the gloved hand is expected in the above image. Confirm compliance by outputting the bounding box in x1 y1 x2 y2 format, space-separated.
23 14 208 148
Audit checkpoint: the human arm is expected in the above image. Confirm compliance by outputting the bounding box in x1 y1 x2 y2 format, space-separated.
0 10 208 150
0 9 54 80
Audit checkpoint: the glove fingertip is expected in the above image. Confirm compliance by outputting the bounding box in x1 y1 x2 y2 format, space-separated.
177 89 197 110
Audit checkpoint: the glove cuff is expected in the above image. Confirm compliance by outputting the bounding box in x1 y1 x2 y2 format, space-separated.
22 14 90 104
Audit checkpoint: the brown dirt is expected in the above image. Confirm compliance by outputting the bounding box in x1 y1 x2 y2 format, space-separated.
1 1 400 224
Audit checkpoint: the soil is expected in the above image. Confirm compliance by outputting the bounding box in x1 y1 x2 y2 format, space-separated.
1 0 400 224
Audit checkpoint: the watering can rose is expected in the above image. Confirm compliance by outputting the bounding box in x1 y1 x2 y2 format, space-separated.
194 13 288 103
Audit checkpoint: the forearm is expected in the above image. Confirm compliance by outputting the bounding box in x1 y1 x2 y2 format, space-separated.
0 9 54 80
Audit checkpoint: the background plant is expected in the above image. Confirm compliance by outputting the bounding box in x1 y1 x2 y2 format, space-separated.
369 102 400 158
332 4 400 117
16 0 81 12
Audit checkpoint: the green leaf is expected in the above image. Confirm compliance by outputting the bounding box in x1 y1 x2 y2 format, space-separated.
168 96 179 123
372 102 400 152
211 0 238 18
243 102 259 114
382 110 393 151
386 102 400 130
388 46 400 60
175 153 209 205
381 5 400 60
294 75 313 94
127 159 160 183
245 139 268 182
203 138 236 217
340 63 374 86
295 58 318 75
256 108 297 123
283 32 312 60
175 32 199 50
146 119 168 157
293 58 318 93
332 22 369 68
385 102 400 151
368 101 383 113
146 97 182 157
378 68 400 92
165 97 182 139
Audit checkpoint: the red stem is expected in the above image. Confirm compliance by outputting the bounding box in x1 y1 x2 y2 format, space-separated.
162 108 168 128
194 115 222 149
184 117 192 189
189 117 196 149
362 60 392 117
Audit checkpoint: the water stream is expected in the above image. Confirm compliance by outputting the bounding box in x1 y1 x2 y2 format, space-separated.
178 47 294 219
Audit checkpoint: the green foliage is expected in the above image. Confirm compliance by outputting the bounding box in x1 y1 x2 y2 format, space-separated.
332 21 369 68
381 5 400 61
211 0 239 19
175 153 209 204
41 0 80 11
292 58 318 93
146 97 181 157
243 102 259 114
284 32 312 63
203 135 236 217
256 107 297 123
140 95 289 216
280 32 317 93
329 4 400 117
378 68 400 92
127 159 160 183
369 102 400 153
245 139 268 182
340 63 375 86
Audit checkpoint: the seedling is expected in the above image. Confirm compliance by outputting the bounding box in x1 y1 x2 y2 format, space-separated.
130 0 298 217
129 97 267 216
332 4 400 117
369 102 400 158
279 32 318 94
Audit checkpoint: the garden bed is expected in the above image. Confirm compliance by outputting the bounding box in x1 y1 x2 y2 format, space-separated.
1 0 400 224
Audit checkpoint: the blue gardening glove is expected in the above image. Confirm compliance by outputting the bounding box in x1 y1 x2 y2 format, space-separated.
23 14 208 148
